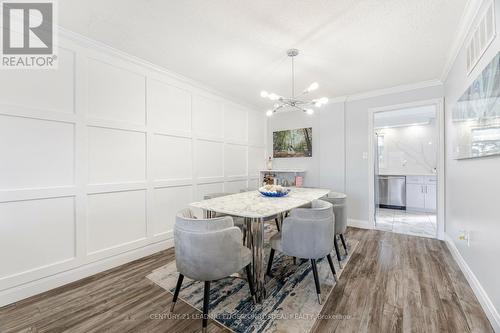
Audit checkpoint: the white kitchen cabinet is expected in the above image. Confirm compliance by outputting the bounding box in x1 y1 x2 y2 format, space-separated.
425 184 437 211
406 176 437 212
406 183 425 210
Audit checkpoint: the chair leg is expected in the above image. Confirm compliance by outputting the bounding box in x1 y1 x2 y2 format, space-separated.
266 249 275 277
310 259 322 304
334 236 343 269
340 234 348 255
275 218 280 232
245 265 256 304
242 228 247 246
202 281 211 333
170 273 184 312
326 254 338 282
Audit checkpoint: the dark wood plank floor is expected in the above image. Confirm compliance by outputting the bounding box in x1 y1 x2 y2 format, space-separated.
0 228 493 333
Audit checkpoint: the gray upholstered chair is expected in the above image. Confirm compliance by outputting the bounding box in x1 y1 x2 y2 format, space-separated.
171 208 255 333
204 192 247 240
204 192 233 201
266 200 337 304
322 192 348 266
239 187 254 192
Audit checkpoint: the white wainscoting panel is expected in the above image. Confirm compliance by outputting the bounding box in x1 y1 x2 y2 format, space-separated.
88 59 146 125
224 105 247 143
88 127 146 184
0 48 74 114
196 139 224 179
248 110 266 147
248 146 265 178
152 134 192 181
248 178 259 190
152 185 193 236
87 190 147 254
196 182 224 201
225 144 247 178
0 30 265 306
147 79 191 135
193 95 224 140
0 115 74 189
225 180 248 193
0 197 75 278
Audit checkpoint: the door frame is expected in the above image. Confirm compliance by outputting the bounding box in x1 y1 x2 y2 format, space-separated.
367 98 445 240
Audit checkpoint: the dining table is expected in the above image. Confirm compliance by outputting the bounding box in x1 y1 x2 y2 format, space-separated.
190 187 331 303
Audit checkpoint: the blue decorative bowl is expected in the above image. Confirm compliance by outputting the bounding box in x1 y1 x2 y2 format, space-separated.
259 188 290 197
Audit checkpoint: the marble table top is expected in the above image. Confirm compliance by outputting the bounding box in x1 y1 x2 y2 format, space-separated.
190 187 331 218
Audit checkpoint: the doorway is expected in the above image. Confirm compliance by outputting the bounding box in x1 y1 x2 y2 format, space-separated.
368 99 445 239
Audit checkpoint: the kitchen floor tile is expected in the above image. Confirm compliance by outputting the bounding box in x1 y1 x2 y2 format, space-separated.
375 208 436 238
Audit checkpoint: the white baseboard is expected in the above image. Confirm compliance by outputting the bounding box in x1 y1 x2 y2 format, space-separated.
348 218 374 229
445 234 500 332
0 239 174 307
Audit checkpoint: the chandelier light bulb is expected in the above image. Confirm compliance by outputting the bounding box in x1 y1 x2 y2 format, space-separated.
307 82 319 92
268 93 279 101
314 97 329 107
260 49 325 116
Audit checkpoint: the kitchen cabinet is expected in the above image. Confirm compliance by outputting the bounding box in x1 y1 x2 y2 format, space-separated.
406 176 437 212
425 184 437 211
406 183 425 209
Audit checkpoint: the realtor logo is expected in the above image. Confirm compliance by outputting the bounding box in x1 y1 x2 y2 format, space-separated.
1 0 57 68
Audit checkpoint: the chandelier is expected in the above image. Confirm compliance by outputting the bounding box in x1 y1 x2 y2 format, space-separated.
261 49 328 117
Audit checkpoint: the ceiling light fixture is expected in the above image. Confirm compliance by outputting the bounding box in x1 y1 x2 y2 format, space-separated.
262 49 328 117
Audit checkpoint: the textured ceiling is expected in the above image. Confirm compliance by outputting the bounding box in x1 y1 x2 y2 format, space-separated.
59 0 467 110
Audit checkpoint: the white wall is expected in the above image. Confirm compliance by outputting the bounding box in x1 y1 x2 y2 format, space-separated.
444 0 500 328
377 122 438 175
0 31 266 306
267 85 443 223
344 86 443 222
267 103 345 190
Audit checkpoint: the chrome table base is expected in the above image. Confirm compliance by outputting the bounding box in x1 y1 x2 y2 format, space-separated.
244 217 266 302
244 212 286 303
203 210 286 303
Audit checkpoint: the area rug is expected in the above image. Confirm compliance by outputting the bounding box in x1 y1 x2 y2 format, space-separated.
147 225 358 333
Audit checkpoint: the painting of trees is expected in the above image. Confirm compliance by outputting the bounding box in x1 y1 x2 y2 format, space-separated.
273 127 312 157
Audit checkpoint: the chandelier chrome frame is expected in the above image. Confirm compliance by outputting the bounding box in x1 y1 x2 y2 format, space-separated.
261 49 328 116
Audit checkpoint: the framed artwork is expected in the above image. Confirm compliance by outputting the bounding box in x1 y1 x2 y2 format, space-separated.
452 51 500 159
273 127 312 158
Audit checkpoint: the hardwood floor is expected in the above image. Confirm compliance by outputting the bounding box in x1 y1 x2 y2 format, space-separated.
0 228 493 333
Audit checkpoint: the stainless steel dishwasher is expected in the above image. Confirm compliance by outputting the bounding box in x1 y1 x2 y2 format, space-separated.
378 175 406 209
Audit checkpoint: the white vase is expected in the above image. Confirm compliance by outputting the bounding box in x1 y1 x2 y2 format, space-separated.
266 157 272 170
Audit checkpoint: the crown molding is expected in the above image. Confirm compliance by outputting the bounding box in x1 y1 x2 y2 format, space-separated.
58 28 443 111
327 96 349 104
440 0 487 83
346 79 443 102
324 79 443 104
57 27 261 112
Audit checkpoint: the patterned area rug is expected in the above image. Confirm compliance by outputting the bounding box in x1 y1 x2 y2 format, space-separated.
147 225 358 333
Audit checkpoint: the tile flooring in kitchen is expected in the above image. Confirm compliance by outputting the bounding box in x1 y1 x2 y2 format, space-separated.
375 208 437 238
